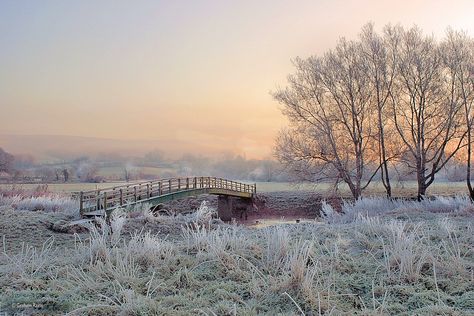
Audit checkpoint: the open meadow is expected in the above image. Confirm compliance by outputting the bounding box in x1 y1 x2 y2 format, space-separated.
0 180 471 197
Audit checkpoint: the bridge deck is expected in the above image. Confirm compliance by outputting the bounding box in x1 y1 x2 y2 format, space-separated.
78 177 256 217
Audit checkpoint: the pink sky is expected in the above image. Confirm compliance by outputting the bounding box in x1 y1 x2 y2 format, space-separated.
1 0 473 158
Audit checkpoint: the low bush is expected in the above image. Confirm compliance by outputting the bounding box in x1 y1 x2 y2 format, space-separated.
323 195 472 223
0 185 78 216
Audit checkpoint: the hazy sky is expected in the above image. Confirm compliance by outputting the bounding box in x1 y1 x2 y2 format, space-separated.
1 0 473 158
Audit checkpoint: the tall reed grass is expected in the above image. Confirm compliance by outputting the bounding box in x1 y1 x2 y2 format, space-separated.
1 196 473 314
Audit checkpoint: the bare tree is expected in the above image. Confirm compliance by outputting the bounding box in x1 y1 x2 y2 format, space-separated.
274 38 379 199
55 169 61 181
359 23 401 197
36 166 55 182
123 163 139 181
0 148 15 174
62 168 70 182
275 24 473 200
76 162 99 182
442 30 474 199
391 27 466 200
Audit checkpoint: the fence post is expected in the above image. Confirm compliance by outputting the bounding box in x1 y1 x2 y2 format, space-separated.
178 178 181 190
119 189 123 206
169 179 172 193
186 178 189 189
134 187 137 202
159 181 162 195
147 184 150 198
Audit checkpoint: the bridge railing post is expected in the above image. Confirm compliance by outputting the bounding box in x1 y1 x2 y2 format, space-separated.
104 191 107 212
96 190 100 211
79 191 84 215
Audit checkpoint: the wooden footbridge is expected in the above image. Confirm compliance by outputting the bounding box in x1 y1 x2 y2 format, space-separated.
79 177 257 221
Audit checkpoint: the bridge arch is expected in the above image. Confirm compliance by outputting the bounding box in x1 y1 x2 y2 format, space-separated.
78 177 257 221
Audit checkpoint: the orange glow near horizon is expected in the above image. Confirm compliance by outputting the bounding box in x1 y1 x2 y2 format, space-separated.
1 1 473 159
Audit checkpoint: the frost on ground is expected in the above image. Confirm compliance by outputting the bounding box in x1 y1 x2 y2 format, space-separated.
0 198 473 315
0 185 78 216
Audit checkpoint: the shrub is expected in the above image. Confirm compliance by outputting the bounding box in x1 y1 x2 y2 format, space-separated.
0 185 78 216
323 196 471 224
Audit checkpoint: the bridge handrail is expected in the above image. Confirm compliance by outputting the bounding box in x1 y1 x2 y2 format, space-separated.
78 176 256 215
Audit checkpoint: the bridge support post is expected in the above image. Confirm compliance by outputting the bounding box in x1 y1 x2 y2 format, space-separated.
217 195 233 222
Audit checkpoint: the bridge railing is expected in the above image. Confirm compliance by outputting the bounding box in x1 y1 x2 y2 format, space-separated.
79 177 256 215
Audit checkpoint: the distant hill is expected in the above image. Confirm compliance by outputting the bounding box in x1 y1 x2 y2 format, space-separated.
0 134 205 162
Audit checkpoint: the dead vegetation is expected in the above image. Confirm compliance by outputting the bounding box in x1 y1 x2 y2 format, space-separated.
1 197 473 315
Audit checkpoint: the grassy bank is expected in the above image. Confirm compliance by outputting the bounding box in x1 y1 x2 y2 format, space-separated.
1 197 473 315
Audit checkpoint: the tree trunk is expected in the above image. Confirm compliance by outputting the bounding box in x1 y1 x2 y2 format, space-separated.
378 107 392 198
351 187 361 200
345 178 361 200
467 123 474 201
417 184 427 201
416 156 427 201
417 175 427 201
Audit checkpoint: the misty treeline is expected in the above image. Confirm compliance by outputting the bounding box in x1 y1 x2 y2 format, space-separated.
274 23 474 200
0 147 287 183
